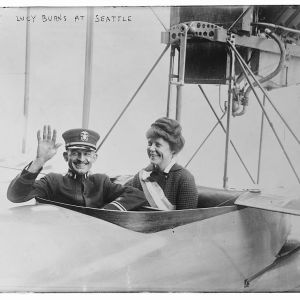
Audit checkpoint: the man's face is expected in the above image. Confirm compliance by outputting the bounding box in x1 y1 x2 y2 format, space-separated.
64 148 97 175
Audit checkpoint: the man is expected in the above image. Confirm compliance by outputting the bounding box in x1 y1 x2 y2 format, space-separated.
7 125 148 211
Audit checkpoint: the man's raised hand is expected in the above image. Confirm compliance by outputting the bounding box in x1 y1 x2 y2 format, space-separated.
36 125 62 164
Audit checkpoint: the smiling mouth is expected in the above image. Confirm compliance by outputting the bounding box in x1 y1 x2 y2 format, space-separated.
149 153 160 159
74 162 88 168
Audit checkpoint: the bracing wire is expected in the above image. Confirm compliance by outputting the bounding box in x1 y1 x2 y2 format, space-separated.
229 41 300 183
148 7 168 31
0 165 46 176
198 85 256 184
185 112 226 168
228 6 253 32
96 44 170 153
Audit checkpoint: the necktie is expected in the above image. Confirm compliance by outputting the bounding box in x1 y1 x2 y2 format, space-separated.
149 169 168 189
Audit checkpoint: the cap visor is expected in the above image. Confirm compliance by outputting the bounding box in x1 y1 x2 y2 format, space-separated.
66 145 96 150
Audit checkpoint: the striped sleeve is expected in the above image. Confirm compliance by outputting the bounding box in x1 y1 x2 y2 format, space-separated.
103 197 128 211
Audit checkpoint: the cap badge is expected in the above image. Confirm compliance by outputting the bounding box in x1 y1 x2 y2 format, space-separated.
80 131 89 142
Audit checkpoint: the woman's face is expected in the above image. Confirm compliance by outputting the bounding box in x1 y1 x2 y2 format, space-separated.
147 137 174 170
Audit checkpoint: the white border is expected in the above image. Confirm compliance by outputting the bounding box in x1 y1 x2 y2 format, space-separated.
0 1 296 8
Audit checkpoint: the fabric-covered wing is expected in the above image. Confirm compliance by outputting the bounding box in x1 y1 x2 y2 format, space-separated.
235 191 300 216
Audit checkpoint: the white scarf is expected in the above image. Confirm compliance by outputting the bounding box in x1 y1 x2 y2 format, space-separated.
138 159 176 210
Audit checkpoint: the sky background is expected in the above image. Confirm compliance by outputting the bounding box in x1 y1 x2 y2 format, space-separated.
1 5 300 209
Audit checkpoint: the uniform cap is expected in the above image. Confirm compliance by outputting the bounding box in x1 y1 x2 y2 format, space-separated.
62 128 100 151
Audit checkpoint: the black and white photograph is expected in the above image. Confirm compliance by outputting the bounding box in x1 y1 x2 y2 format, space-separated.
1 0 300 293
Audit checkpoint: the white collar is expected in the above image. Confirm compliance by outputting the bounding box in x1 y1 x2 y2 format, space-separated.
67 169 88 180
163 157 177 174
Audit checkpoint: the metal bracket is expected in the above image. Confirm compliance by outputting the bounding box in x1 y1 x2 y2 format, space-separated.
164 21 228 45
162 21 300 58
227 32 236 46
178 24 188 84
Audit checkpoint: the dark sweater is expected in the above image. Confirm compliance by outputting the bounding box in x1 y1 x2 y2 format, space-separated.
126 163 198 210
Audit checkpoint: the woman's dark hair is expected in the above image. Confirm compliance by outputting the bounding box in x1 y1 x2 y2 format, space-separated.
146 117 185 154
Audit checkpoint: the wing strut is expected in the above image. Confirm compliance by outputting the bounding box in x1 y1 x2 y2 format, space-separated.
244 240 300 288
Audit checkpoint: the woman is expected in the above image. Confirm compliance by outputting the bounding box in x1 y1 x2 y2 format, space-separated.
126 117 198 210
